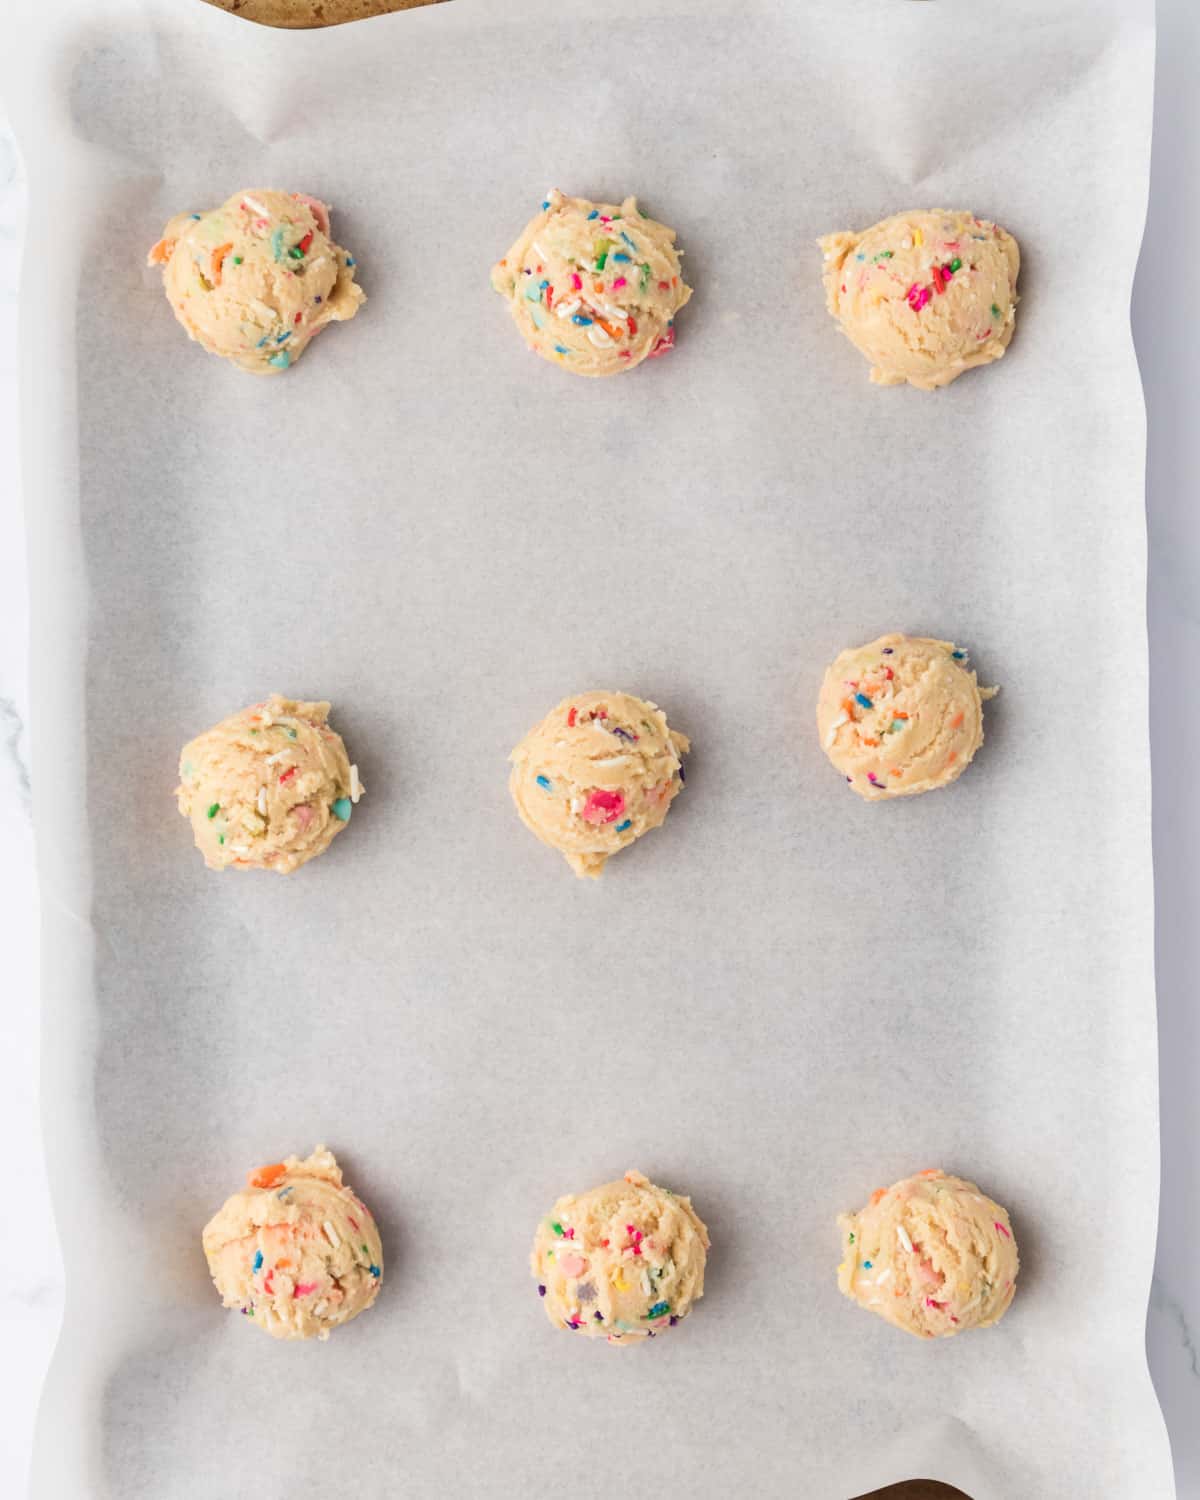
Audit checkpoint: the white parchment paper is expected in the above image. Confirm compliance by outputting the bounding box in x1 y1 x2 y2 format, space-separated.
2 0 1170 1495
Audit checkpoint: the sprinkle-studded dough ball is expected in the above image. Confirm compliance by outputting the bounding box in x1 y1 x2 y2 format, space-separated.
818 210 1019 389
202 1147 383 1341
509 690 689 878
837 1169 1018 1339
491 190 691 376
532 1170 709 1346
816 634 996 800
148 190 364 373
177 693 363 873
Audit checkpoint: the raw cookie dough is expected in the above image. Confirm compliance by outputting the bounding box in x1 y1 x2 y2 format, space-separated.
837 1169 1018 1339
818 210 1019 389
148 190 364 373
202 1146 383 1341
816 634 996 799
509 690 689 878
532 1169 709 1346
177 693 363 873
491 190 691 375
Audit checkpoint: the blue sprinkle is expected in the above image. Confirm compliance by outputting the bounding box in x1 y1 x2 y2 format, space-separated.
277 1186 293 1199
587 210 599 220
346 256 356 267
951 650 966 659
620 231 637 249
535 775 552 791
612 252 631 263
270 226 287 263
855 692 873 709
368 1264 380 1279
252 1250 263 1272
863 1260 873 1269
190 213 201 220
856 252 865 260
554 344 570 354
256 335 269 348
275 331 291 343
332 797 352 822
541 200 550 210
615 819 632 832
571 314 594 326
267 350 291 369
646 1301 670 1320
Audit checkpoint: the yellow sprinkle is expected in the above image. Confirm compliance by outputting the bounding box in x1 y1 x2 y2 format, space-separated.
912 227 924 247
613 1271 630 1292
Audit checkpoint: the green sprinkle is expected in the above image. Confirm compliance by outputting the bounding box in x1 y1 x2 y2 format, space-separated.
249 728 260 735
551 1221 564 1237
645 1301 670 1320
217 834 225 846
639 262 650 291
332 797 352 822
361 1243 369 1255
848 1232 855 1243
182 761 194 777
232 255 243 265
874 250 893 261
206 803 220 819
594 237 611 271
288 245 305 260
949 256 962 273
286 728 297 739
991 302 1001 319
267 349 291 369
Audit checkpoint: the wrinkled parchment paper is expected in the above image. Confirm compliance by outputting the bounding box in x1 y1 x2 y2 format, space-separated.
1 0 1170 1495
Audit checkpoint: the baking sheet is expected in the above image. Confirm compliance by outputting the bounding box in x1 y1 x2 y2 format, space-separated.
1 0 1170 1495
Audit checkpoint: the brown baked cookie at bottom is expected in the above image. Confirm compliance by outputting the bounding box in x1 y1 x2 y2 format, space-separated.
203 0 442 28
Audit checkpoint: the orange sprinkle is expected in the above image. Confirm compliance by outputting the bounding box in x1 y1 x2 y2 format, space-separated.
499 258 507 267
947 750 958 765
211 243 234 286
275 1257 293 1269
950 711 964 729
893 711 909 720
889 769 903 777
593 314 623 340
860 737 880 748
248 1163 287 1189
919 1169 940 1178
592 280 605 294
870 1188 887 1206
841 697 857 716
147 237 175 265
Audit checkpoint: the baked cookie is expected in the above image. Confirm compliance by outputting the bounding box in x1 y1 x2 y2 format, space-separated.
816 634 995 799
177 693 362 872
818 210 1019 389
491 190 690 375
509 690 688 877
532 1169 709 1345
837 1169 1018 1338
202 1147 383 1341
148 190 363 372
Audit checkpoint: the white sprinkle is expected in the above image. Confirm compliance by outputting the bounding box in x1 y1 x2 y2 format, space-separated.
824 710 849 748
593 295 626 322
241 195 269 217
869 1298 883 1306
897 1225 913 1254
901 236 913 249
323 1220 341 1249
570 797 582 815
876 1268 893 1285
249 299 275 322
313 1301 328 1316
229 845 251 856
259 712 274 728
256 788 268 815
350 764 363 802
264 750 290 764
555 297 582 319
531 240 548 260
586 324 613 348
641 1270 652 1296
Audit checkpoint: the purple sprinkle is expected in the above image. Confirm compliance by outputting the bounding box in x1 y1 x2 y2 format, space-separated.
593 1310 603 1321
678 762 686 784
612 726 637 742
537 1284 546 1297
882 647 894 654
314 295 323 304
669 1315 679 1326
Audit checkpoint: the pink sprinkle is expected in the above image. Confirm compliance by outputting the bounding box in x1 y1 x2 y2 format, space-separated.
994 1221 1011 1238
348 1216 359 1232
581 789 626 825
977 329 991 340
906 282 932 312
925 1298 946 1310
612 276 627 289
563 1227 575 1239
648 326 676 358
292 803 314 829
560 1253 588 1277
293 1281 318 1298
570 272 582 290
600 215 612 224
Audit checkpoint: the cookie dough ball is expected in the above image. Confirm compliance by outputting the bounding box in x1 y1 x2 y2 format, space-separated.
510 690 689 878
491 190 691 376
148 190 364 373
816 633 995 799
818 210 1019 389
202 1147 383 1341
837 1169 1018 1339
532 1169 709 1346
177 693 363 873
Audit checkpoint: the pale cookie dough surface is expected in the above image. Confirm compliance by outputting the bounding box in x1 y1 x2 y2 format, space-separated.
817 633 996 800
177 693 363 873
202 1146 383 1341
509 690 688 878
491 190 691 376
531 1169 709 1346
818 209 1019 389
837 1169 1018 1339
148 190 364 373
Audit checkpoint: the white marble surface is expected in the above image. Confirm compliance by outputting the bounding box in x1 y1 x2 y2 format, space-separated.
0 5 1197 1496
